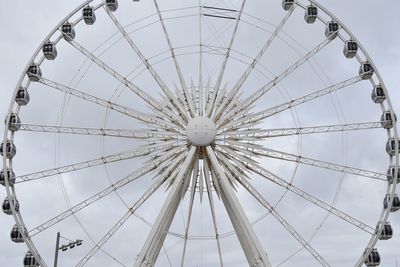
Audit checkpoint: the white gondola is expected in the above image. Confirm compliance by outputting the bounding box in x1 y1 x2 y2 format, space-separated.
27 63 42 82
325 21 339 40
364 248 380 266
386 138 400 156
282 0 294 11
384 193 400 212
0 140 16 159
387 165 400 184
10 224 26 243
0 168 16 186
15 87 30 106
83 6 96 25
2 196 20 215
344 40 358 58
376 221 393 240
61 22 75 40
304 5 318 24
106 0 118 11
371 85 386 104
24 251 39 267
359 62 374 80
7 113 21 132
42 41 57 60
380 111 397 129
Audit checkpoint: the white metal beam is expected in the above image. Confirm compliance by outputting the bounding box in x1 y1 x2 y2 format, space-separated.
207 1 247 118
153 0 196 118
28 147 185 236
105 8 190 123
38 77 177 131
17 123 181 140
15 143 178 183
217 36 336 125
179 153 198 267
205 146 272 267
221 75 363 131
220 146 375 234
216 151 329 265
134 147 196 267
217 142 386 181
62 33 186 124
76 172 173 266
221 121 383 139
203 158 224 266
213 3 296 121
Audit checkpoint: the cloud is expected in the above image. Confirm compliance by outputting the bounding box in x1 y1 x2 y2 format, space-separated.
1 0 399 266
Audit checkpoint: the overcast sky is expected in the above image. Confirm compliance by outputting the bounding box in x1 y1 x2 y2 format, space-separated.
1 1 400 266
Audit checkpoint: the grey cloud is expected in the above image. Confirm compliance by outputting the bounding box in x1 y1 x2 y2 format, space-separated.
1 1 400 267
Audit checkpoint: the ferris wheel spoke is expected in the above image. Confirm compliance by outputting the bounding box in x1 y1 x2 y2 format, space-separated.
156 93 186 128
181 78 198 118
173 83 191 116
76 151 190 267
216 150 249 183
213 3 296 121
204 79 212 115
139 139 185 152
217 139 265 154
205 146 273 267
222 121 383 139
218 143 260 170
198 1 206 116
201 159 225 266
104 8 190 123
179 154 198 267
151 149 188 178
218 150 329 265
257 167 374 233
215 146 258 184
212 83 228 113
153 0 196 118
226 143 387 182
208 83 233 122
190 79 198 113
16 123 181 140
163 150 192 189
236 174 331 266
220 74 363 131
134 147 196 267
151 103 186 129
206 0 246 118
216 92 253 128
217 35 337 126
27 147 186 237
221 148 375 234
37 77 178 131
60 35 187 124
61 35 170 114
15 143 177 184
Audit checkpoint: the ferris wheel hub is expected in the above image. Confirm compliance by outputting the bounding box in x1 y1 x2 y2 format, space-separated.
185 116 217 146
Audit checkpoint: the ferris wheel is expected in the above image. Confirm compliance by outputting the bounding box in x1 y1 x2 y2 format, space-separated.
2 0 399 266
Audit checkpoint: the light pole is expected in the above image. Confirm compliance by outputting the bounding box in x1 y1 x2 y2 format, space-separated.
53 232 83 267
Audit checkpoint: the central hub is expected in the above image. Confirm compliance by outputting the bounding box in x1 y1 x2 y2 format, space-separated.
186 116 217 146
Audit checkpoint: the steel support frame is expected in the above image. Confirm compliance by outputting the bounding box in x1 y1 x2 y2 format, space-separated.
205 146 271 267
134 147 196 267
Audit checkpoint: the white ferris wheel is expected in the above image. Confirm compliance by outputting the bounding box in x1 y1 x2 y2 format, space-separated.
1 0 399 266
